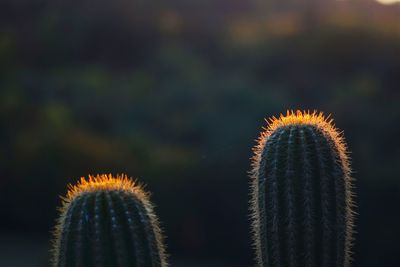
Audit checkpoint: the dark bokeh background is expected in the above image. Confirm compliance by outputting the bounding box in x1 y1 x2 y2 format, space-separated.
1 0 399 266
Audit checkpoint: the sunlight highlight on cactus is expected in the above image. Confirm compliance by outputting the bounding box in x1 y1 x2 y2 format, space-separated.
250 110 355 267
52 174 168 267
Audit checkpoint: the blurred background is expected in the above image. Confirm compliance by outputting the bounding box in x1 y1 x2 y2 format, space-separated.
0 0 399 266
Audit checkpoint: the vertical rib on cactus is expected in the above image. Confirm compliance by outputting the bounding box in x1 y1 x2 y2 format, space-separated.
250 110 355 267
52 174 168 267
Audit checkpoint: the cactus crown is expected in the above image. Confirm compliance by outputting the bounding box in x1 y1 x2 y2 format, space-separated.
64 174 148 201
250 110 355 267
52 174 167 267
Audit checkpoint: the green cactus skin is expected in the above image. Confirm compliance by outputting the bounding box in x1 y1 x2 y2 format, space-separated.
52 174 168 267
250 111 355 267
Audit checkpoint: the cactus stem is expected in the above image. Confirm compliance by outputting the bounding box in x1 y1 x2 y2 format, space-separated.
250 110 355 267
51 174 168 267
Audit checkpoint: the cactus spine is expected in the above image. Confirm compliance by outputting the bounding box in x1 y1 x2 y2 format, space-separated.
250 111 355 267
52 174 167 267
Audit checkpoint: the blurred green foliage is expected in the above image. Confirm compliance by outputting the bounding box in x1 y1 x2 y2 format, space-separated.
0 0 400 266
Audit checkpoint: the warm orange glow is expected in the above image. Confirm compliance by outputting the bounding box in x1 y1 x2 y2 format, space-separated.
65 174 146 202
254 110 349 168
376 0 400 5
266 110 334 130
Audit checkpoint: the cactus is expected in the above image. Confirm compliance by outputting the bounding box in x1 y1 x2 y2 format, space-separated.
52 174 168 267
250 111 355 267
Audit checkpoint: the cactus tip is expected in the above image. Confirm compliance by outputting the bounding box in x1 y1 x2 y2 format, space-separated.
267 110 333 131
65 173 147 203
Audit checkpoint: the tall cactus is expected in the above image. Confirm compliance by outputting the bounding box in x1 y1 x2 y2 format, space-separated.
250 110 355 267
52 174 168 267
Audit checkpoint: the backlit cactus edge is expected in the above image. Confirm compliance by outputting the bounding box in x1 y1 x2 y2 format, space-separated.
250 110 355 267
52 174 167 267
51 110 356 267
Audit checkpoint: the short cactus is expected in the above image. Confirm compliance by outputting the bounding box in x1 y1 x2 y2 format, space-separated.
250 111 355 267
52 174 167 267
